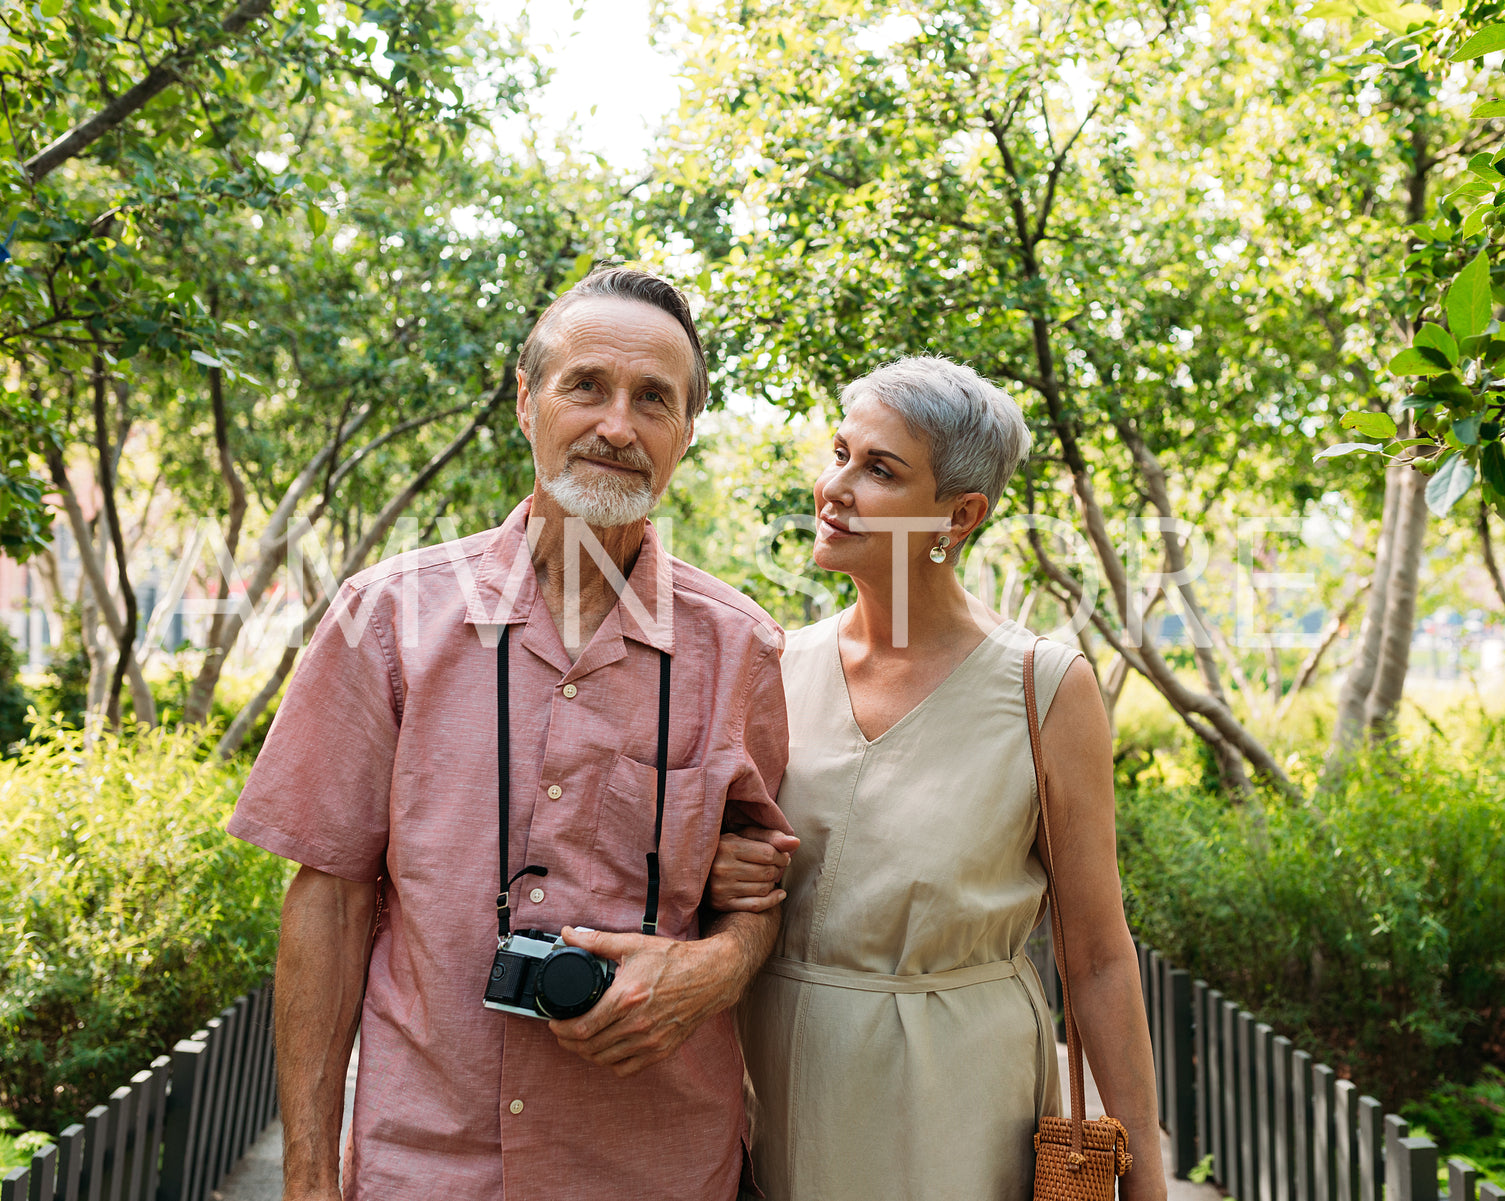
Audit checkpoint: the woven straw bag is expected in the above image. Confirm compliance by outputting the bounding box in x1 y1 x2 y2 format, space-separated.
1024 639 1134 1201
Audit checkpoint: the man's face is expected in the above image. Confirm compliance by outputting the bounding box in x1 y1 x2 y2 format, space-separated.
518 296 696 528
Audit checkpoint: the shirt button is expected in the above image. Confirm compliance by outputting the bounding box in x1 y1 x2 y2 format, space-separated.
547 784 562 800
562 683 578 699
529 887 545 904
509 1099 524 1115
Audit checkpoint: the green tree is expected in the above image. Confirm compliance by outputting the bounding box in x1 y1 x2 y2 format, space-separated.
663 0 1410 793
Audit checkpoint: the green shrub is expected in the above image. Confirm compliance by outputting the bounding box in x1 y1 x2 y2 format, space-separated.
1402 1066 1505 1186
0 721 290 1132
150 669 283 762
1116 716 1505 1108
0 627 29 756
26 607 88 733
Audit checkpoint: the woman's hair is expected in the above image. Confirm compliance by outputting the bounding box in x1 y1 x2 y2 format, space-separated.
839 356 1032 514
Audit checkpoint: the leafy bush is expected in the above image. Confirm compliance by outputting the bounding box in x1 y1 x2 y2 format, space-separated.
149 669 283 762
1116 716 1505 1108
0 722 290 1132
25 607 88 734
0 627 29 756
1402 1066 1505 1186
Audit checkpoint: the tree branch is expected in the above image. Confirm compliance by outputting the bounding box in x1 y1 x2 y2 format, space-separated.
23 0 272 183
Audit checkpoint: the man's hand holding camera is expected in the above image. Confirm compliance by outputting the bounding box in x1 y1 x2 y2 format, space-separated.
548 924 759 1077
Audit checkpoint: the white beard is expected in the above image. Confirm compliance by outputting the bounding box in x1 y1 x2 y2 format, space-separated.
538 454 657 528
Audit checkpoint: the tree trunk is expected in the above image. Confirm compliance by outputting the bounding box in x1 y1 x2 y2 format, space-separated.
216 382 511 757
1363 466 1429 740
1480 500 1505 610
44 446 157 725
180 403 376 725
1330 464 1404 762
93 357 138 727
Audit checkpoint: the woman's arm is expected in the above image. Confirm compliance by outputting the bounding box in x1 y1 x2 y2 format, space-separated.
1038 658 1168 1201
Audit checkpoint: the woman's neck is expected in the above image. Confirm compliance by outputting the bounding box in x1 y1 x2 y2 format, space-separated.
842 563 998 655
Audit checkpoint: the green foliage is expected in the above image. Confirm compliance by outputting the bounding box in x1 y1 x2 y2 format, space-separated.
0 629 29 756
1402 1066 1505 1185
1321 4 1505 516
0 1111 52 1172
1116 716 1505 1106
0 723 290 1132
26 606 89 733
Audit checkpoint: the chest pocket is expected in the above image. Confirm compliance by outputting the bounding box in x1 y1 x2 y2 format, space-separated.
589 753 711 919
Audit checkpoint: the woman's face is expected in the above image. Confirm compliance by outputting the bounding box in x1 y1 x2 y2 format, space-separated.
812 394 952 580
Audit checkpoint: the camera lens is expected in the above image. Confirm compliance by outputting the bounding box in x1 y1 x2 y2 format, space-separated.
535 947 610 1019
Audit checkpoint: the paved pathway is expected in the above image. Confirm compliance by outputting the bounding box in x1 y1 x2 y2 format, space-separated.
214 1039 1220 1199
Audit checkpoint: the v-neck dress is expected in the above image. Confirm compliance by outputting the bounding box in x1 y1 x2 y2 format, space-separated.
738 612 1079 1201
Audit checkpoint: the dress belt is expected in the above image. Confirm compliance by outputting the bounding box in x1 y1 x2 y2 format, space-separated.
761 949 1026 994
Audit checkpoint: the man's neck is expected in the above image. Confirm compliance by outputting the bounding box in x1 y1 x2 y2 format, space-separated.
526 487 647 661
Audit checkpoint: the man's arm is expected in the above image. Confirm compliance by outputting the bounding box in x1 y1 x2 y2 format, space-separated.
276 865 379 1201
552 908 780 1077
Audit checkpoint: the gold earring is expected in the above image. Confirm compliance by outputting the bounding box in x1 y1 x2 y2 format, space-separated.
929 535 950 564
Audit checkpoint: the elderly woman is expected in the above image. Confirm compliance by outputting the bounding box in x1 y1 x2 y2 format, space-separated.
713 358 1166 1201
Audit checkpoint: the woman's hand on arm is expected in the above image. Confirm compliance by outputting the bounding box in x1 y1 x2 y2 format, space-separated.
707 827 800 912
1038 658 1168 1201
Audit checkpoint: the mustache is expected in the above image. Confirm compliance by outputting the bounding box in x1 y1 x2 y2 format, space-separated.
565 437 653 476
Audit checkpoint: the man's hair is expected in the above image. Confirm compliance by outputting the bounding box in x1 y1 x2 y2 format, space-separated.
839 356 1032 515
517 265 710 420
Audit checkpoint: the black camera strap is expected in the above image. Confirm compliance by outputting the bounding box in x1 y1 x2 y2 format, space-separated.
495 626 672 942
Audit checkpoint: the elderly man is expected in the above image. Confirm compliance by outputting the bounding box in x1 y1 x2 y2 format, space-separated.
229 266 797 1200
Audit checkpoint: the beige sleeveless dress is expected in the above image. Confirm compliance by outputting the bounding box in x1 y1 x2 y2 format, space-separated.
738 613 1079 1201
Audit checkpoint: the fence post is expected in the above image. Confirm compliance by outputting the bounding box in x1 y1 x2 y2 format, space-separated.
1194 980 1211 1175
259 987 280 1128
1335 1080 1358 1201
2 1170 28 1201
158 1039 208 1201
1257 1022 1275 1201
1478 1182 1504 1201
1150 950 1166 1126
1224 1001 1244 1195
1357 1096 1384 1201
1292 1049 1313 1201
1240 1012 1259 1201
235 988 268 1161
105 1083 131 1201
24 1144 55 1201
1166 969 1197 1178
1207 989 1226 1185
55 1123 85 1201
1274 1035 1293 1201
187 1020 224 1201
1384 1115 1408 1201
1448 1157 1478 1201
1312 1064 1337 1201
1392 1138 1437 1201
80 1103 108 1201
143 1056 171 1201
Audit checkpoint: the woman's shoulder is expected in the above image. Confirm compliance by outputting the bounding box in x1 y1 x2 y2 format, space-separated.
999 623 1083 717
783 611 841 654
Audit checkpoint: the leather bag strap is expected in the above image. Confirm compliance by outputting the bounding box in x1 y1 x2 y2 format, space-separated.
1024 636 1088 1160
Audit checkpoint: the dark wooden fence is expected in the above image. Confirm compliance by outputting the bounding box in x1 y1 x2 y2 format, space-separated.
1025 926 1503 1201
1 983 277 1201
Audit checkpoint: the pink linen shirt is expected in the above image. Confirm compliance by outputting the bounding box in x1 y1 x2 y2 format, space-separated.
229 497 791 1201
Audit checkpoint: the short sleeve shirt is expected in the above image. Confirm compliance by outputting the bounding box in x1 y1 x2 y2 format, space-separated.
229 497 791 1201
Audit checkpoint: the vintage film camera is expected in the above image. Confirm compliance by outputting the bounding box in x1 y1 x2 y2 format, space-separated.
482 928 616 1020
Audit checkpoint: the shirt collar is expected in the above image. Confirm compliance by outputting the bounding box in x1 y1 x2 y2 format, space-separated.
462 496 675 656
